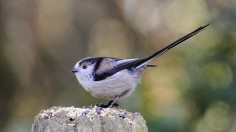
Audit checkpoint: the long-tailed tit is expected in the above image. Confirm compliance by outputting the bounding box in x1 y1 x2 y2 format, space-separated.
72 23 209 107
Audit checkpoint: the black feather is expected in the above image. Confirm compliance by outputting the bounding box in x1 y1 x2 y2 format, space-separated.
147 64 157 67
93 59 141 81
93 58 103 72
79 57 98 66
134 23 210 68
93 23 209 81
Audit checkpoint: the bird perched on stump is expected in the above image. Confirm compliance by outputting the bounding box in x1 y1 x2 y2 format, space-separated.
72 23 209 108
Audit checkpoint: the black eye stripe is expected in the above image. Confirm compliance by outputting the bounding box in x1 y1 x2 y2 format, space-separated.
80 58 98 65
94 58 103 72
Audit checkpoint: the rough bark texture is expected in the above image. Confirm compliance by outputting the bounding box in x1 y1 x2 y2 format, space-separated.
32 106 148 132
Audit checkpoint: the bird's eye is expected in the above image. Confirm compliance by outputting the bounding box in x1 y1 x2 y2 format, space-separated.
82 64 87 69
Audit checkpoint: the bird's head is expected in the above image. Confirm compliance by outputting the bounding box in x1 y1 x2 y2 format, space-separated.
72 57 98 82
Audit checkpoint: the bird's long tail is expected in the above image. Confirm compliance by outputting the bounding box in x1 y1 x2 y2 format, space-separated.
134 23 210 69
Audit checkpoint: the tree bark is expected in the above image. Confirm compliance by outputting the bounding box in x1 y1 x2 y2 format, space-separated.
32 106 148 132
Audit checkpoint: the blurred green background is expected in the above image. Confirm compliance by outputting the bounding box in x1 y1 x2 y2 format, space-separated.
0 0 236 132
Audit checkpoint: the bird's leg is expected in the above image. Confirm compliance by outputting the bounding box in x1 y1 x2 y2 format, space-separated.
108 96 119 108
96 96 120 108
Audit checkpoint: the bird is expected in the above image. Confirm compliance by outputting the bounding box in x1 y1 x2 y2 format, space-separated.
72 23 209 108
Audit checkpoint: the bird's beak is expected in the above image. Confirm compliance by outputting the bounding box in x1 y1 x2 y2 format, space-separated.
71 68 78 73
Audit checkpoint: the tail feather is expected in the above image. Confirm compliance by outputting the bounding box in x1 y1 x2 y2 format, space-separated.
134 23 210 69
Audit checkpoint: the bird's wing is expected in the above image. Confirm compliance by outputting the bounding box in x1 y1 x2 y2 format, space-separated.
93 58 142 81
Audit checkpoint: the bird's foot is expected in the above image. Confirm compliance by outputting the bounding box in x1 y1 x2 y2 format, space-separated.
96 100 119 108
107 100 119 108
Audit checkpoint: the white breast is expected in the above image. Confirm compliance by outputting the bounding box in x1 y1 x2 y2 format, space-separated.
76 69 141 100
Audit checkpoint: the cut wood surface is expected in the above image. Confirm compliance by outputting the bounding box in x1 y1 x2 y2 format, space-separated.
32 106 148 132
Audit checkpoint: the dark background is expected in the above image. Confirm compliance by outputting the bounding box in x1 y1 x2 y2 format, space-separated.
0 0 236 131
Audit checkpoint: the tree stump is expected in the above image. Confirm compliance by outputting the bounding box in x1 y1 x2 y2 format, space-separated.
32 106 148 132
